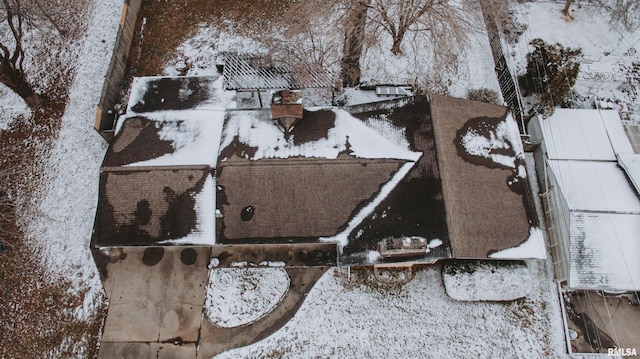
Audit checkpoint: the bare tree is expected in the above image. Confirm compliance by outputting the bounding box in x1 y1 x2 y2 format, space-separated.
363 0 470 55
562 0 573 16
342 0 370 87
601 0 640 29
0 0 43 108
256 0 346 87
1 0 90 109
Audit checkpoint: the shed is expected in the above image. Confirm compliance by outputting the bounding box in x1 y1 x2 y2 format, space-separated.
529 109 640 291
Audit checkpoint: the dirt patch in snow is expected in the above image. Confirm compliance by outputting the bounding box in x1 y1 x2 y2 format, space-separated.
129 0 295 76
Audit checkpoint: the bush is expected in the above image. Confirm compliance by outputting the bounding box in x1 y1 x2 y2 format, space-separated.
519 38 582 109
467 88 501 105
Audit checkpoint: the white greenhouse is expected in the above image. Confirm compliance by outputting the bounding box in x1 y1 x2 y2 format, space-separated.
529 109 640 292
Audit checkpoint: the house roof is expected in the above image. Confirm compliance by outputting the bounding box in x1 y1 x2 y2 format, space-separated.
126 75 227 114
548 160 640 213
617 153 640 195
569 212 640 291
95 75 546 263
105 74 231 168
539 108 634 161
94 75 232 247
340 97 451 263
429 93 542 259
218 108 421 162
217 157 407 240
104 113 224 168
94 168 215 246
216 106 422 246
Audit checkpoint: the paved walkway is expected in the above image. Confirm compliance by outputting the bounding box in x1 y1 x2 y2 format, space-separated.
97 245 331 358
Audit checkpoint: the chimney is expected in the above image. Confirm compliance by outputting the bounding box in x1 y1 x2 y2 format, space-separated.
271 90 303 133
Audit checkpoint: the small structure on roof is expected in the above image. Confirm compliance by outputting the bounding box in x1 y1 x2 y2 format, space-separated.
270 89 303 133
529 108 640 291
375 86 411 97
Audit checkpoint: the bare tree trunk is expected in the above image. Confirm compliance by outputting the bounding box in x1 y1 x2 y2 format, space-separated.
0 59 43 108
390 28 407 55
1 0 44 109
562 0 573 16
341 0 370 87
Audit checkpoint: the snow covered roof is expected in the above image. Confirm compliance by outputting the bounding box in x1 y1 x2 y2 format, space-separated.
539 109 634 161
548 160 640 213
126 75 228 114
98 78 547 262
569 212 640 291
104 112 224 168
222 52 334 90
104 75 233 168
617 153 640 195
218 108 421 162
216 106 424 247
94 75 234 247
429 94 542 259
538 108 640 291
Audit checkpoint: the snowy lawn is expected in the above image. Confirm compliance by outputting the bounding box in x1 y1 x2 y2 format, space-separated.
213 263 567 359
508 2 640 121
205 268 290 328
159 1 500 100
0 84 31 130
5 0 122 356
359 1 501 98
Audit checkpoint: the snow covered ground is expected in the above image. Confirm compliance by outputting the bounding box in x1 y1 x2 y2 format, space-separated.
213 263 566 359
508 1 640 122
359 1 501 98
8 0 122 356
205 268 290 328
442 261 533 301
0 84 30 131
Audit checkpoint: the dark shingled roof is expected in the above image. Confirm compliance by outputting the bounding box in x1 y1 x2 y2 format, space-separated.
94 73 538 263
127 76 219 113
342 97 450 263
103 116 175 167
216 156 406 242
95 168 213 246
429 93 533 258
